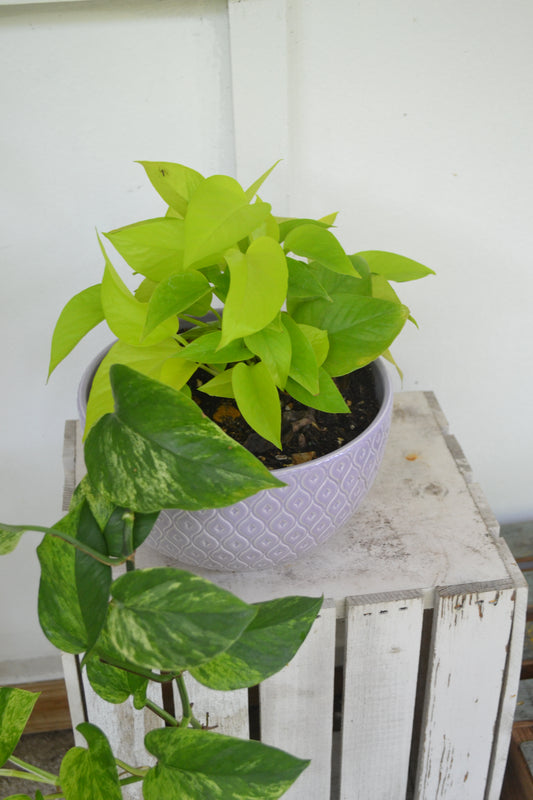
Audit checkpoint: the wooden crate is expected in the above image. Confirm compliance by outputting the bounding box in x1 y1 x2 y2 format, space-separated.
62 392 527 800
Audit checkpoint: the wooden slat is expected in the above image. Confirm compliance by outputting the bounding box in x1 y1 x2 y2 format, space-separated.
340 590 424 800
484 539 529 799
414 581 516 799
180 675 249 739
259 599 336 800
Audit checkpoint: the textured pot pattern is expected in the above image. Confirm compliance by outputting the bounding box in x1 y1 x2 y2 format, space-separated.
78 353 393 571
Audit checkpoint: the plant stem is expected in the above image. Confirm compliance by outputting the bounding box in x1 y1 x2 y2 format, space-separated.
9 755 59 783
115 759 148 778
0 768 57 785
12 525 125 566
175 674 203 729
97 656 178 683
121 510 135 561
144 697 179 727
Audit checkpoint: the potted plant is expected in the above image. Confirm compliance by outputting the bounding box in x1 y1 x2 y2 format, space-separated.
0 364 322 799
49 160 434 569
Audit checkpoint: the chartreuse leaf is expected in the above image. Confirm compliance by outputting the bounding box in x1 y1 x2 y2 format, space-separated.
190 595 322 690
99 237 177 346
84 365 284 513
285 224 357 276
143 270 211 337
285 368 350 413
104 217 185 281
0 525 25 555
281 313 319 395
85 653 148 705
134 277 157 302
183 175 271 269
232 362 281 449
83 339 192 435
175 330 253 364
37 502 111 654
286 256 331 311
297 324 329 367
293 294 409 376
277 217 330 241
245 160 281 200
198 368 235 399
372 273 419 327
138 161 204 217
59 723 122 800
97 568 256 672
0 687 39 766
221 237 288 346
48 285 104 377
356 250 435 281
143 728 309 800
244 320 292 388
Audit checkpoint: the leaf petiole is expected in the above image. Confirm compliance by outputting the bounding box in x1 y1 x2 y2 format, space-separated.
9 754 59 783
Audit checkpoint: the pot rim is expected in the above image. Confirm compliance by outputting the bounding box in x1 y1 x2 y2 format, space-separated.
78 344 393 476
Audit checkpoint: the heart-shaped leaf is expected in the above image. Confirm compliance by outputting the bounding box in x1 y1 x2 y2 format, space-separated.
285 224 357 276
281 313 320 395
59 723 122 800
0 687 39 766
143 728 309 800
356 250 435 282
285 368 350 413
138 161 204 217
232 361 281 448
104 217 185 281
143 270 211 337
85 653 148 705
0 525 25 555
84 365 284 513
244 320 292 389
190 595 322 690
98 567 256 672
184 175 271 269
176 330 253 364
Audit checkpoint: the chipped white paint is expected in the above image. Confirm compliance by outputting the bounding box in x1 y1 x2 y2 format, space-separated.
260 599 337 800
414 583 516 799
340 591 424 800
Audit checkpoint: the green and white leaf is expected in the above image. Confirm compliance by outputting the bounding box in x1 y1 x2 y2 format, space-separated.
183 175 271 269
0 525 25 555
85 654 148 705
48 285 104 377
0 687 39 766
143 728 309 800
84 365 284 513
190 595 322 690
98 567 256 672
104 217 185 281
221 237 288 346
138 161 204 217
232 361 282 449
59 723 122 800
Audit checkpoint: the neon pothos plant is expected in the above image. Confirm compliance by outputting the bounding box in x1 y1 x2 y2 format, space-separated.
49 160 433 447
0 366 321 799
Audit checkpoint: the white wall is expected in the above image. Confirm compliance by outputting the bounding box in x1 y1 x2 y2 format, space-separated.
1 0 532 680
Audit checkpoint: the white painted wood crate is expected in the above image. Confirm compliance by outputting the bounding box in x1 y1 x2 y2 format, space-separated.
62 392 527 800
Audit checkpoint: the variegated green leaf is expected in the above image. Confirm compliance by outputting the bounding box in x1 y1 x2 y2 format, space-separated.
190 595 322 690
143 728 309 800
98 568 256 672
85 654 148 705
138 161 204 217
84 365 284 513
48 285 104 377
59 723 122 800
0 525 25 555
0 687 39 766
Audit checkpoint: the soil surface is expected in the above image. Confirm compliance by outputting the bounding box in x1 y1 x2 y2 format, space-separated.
189 364 380 470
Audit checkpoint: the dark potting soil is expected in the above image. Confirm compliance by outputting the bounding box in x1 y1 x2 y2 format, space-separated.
189 364 380 470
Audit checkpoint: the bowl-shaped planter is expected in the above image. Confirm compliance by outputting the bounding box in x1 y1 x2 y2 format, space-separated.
78 352 393 571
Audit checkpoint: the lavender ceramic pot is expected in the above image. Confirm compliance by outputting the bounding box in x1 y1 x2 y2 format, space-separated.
78 352 393 571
